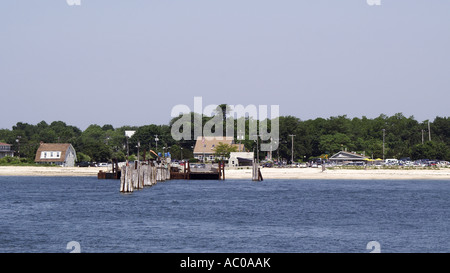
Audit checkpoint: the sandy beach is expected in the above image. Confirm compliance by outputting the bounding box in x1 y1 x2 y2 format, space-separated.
0 166 108 177
226 167 450 180
0 166 449 180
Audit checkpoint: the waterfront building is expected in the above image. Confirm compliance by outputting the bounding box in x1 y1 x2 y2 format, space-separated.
228 152 254 167
0 143 14 158
34 142 77 167
193 136 244 162
329 150 369 165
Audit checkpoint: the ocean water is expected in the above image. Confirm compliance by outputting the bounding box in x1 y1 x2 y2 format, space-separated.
0 176 448 253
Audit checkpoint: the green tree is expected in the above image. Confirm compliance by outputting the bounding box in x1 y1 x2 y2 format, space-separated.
318 133 353 155
213 142 238 159
75 124 111 162
412 141 448 160
76 152 91 162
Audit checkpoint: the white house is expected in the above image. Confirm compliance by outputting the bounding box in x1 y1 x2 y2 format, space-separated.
34 142 77 167
228 152 254 167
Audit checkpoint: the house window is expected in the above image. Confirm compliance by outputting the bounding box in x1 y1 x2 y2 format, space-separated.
41 151 61 159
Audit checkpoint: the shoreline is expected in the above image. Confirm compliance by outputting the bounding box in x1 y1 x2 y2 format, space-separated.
227 168 450 180
0 166 449 180
0 166 108 177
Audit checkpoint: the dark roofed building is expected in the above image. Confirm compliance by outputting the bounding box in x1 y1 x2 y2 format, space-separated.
35 142 77 167
329 150 369 164
228 152 254 167
0 142 14 159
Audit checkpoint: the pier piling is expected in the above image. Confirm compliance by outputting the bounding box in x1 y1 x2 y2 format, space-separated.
119 159 225 193
252 162 263 181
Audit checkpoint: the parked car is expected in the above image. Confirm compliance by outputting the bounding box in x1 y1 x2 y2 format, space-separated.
438 161 449 167
385 159 399 165
344 162 365 166
77 161 95 167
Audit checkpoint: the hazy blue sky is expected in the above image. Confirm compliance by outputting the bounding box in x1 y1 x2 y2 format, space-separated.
1 0 449 130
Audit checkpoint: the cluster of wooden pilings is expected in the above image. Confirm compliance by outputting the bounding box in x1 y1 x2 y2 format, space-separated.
120 161 170 193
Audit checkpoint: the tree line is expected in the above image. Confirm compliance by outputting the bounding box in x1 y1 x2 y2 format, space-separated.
0 113 448 163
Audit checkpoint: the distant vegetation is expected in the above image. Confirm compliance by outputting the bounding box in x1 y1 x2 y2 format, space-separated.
0 156 54 166
0 113 449 163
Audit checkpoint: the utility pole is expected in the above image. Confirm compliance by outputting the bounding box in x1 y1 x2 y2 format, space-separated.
289 134 295 164
274 138 280 162
124 130 136 165
126 136 129 164
16 136 21 159
137 141 140 162
256 136 259 164
382 129 385 161
252 135 260 164
428 121 431 141
237 130 244 152
421 129 424 145
202 136 205 162
269 137 273 161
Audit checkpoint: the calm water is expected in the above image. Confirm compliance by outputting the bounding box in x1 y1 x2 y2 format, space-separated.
0 176 448 253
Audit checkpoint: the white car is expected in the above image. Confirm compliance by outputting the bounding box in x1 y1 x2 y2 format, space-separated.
385 159 399 165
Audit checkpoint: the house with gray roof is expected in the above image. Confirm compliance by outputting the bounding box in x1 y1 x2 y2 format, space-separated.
329 150 369 164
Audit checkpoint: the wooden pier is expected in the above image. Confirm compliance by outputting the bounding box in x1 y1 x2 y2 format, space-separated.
98 159 226 193
97 160 121 179
178 161 226 180
119 161 169 193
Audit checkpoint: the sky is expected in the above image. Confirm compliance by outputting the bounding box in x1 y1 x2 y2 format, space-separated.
1 0 449 130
